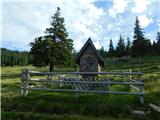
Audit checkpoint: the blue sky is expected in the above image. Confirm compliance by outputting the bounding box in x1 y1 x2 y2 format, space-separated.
2 0 160 51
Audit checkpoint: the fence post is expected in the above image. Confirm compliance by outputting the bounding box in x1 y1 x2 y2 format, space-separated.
47 74 52 87
137 70 144 104
21 69 25 96
24 68 30 96
59 75 65 87
139 72 144 104
129 69 131 90
129 69 132 80
76 68 79 79
139 83 144 104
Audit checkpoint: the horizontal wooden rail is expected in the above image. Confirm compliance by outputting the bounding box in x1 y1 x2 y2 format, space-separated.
30 79 144 85
27 87 144 95
29 71 143 75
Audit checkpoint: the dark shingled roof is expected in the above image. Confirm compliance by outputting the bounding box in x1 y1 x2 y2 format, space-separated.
76 37 104 67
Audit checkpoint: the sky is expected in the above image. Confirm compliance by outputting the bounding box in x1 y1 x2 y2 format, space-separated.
1 0 160 51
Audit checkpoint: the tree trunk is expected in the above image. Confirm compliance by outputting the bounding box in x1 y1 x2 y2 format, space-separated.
137 57 142 72
49 64 54 72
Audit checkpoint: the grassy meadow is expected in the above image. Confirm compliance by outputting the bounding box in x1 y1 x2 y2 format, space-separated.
1 56 160 120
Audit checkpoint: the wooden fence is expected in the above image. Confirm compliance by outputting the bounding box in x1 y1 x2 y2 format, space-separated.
21 68 144 103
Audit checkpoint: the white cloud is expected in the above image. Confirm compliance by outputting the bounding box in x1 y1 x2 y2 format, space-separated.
94 41 101 49
107 24 113 31
138 15 153 28
109 0 128 17
2 23 33 50
158 19 160 31
2 2 52 50
2 0 105 51
3 0 95 3
131 0 151 13
2 0 159 51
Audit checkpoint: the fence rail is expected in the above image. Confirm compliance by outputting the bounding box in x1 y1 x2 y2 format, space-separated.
21 68 144 103
30 79 144 85
29 71 143 75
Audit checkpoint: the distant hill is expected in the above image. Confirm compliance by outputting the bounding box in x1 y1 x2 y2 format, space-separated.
1 48 32 66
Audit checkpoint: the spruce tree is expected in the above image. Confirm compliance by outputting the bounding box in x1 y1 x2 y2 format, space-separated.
126 37 131 56
30 7 73 71
156 31 160 55
108 39 114 57
131 17 148 57
145 38 153 55
152 41 157 55
99 46 106 59
1 48 30 66
30 36 56 69
45 7 73 67
116 34 126 58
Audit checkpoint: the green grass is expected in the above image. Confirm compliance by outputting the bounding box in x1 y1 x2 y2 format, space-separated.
2 111 132 120
1 56 160 120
